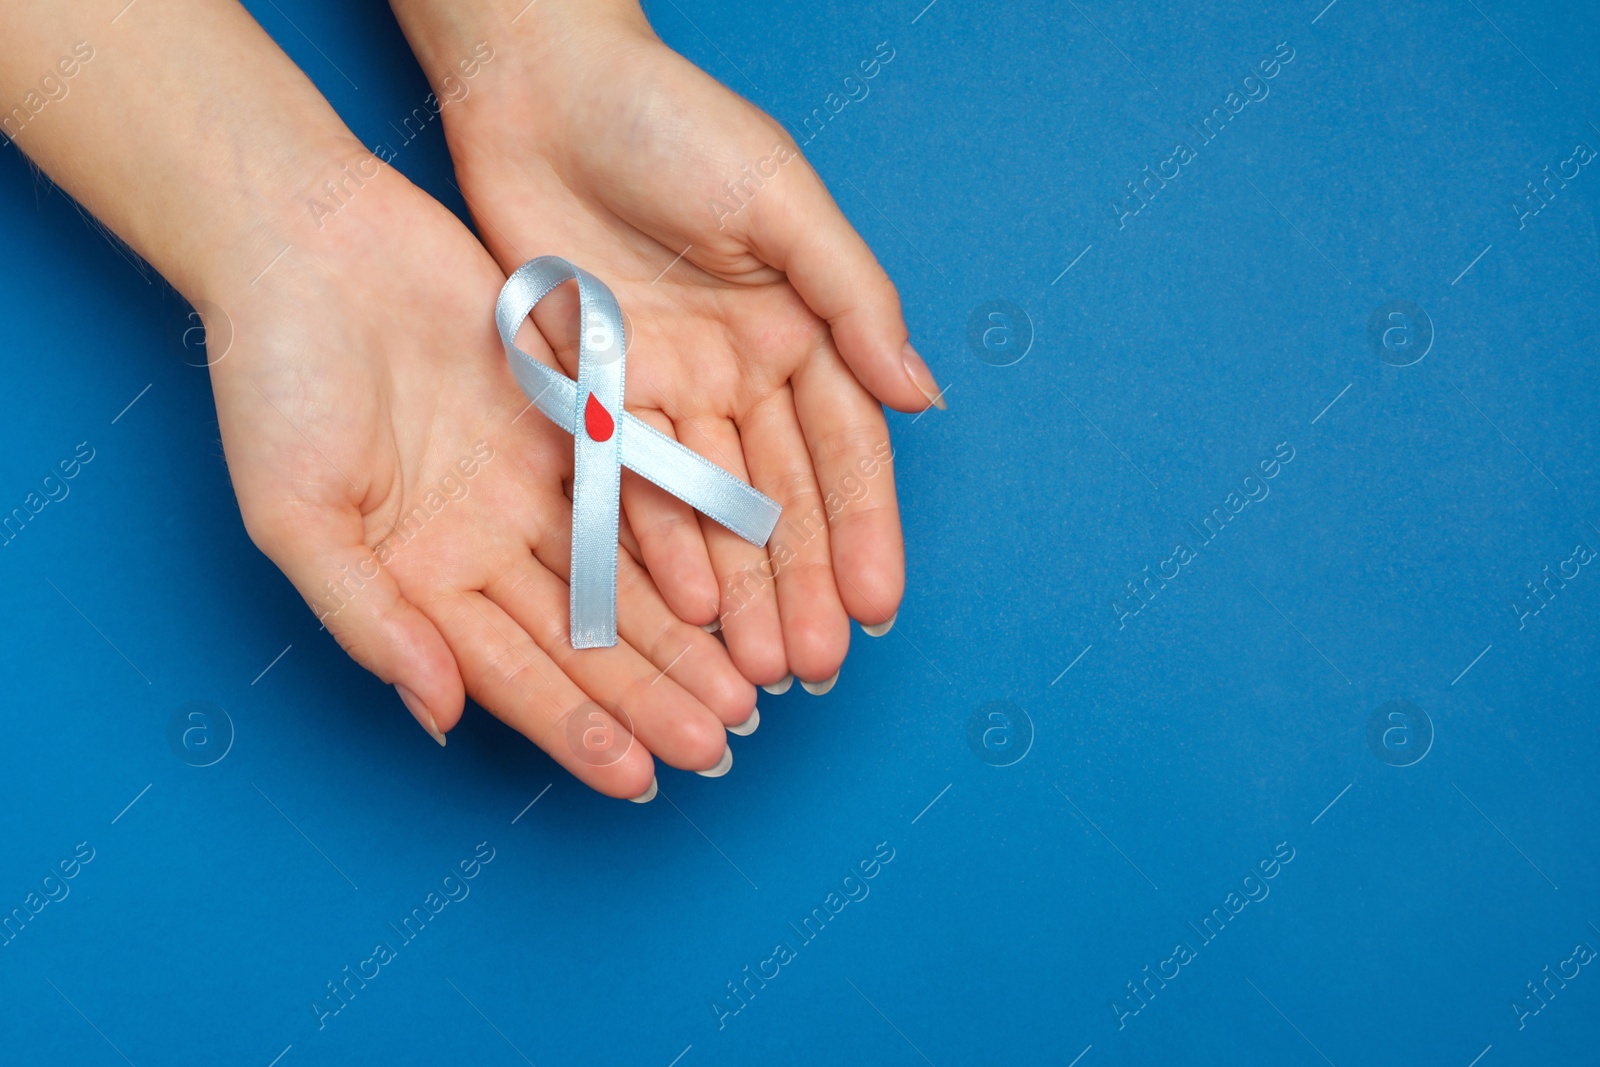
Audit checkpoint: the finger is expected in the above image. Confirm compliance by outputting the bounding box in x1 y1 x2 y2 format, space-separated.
617 506 645 570
791 345 906 630
744 152 946 414
669 410 789 687
619 408 720 626
531 489 760 729
737 386 851 685
483 552 730 772
427 585 658 800
247 503 463 746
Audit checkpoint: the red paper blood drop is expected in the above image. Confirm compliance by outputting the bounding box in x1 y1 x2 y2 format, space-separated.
584 391 615 442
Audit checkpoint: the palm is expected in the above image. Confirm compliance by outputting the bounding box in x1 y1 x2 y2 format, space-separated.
209 171 752 797
449 35 909 689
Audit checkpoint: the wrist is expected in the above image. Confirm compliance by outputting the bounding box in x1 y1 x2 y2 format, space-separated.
389 0 649 64
0 0 386 309
169 131 381 305
387 0 655 138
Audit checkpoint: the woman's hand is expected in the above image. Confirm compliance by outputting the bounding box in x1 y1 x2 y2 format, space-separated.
0 0 755 799
208 162 759 797
390 0 939 692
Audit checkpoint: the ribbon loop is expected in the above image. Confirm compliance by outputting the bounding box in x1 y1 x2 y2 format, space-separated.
497 257 782 649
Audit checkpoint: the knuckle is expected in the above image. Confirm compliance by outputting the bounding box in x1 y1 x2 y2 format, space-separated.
812 424 890 473
644 507 699 543
645 618 687 667
768 469 822 512
483 640 537 691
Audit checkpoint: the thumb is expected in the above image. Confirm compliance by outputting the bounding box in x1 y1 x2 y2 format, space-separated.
247 504 466 745
746 154 946 414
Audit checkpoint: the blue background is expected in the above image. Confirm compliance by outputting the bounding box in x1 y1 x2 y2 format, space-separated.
2 0 1598 1064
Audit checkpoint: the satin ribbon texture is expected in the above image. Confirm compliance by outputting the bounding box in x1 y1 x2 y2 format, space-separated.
496 257 783 649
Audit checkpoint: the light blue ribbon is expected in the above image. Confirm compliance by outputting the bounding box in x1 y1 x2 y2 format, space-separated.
496 257 782 648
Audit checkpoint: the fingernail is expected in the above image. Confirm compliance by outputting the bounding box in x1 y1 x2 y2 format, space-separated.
801 670 840 696
862 611 897 638
728 707 760 736
629 776 658 803
761 673 793 696
701 618 722 634
396 684 446 746
902 341 946 410
697 747 733 778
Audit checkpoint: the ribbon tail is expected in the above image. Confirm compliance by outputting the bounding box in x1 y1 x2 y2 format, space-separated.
618 413 781 546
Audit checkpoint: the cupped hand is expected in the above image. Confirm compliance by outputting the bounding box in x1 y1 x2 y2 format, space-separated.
205 161 756 798
420 8 937 692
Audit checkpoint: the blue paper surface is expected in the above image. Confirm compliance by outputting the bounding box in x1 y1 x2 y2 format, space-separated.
2 1 1597 1063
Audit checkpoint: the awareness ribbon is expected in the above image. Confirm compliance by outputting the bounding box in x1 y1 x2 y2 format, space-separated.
496 257 782 649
